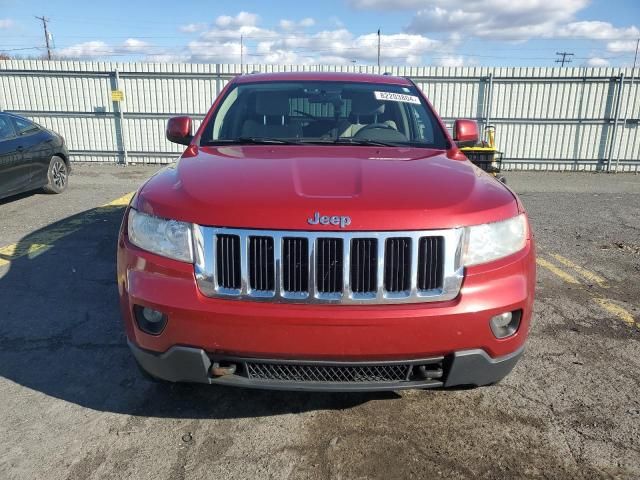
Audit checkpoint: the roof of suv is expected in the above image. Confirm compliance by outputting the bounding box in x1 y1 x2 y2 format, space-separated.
233 71 412 86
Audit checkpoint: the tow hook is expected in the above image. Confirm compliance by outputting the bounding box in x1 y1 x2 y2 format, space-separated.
210 363 237 377
417 365 444 380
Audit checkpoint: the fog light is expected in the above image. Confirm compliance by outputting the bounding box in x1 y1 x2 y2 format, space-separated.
142 307 164 323
490 310 521 338
134 305 168 335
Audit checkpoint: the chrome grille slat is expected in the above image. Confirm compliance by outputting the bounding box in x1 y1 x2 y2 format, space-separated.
317 238 343 295
194 227 464 304
351 238 377 294
384 237 411 293
216 234 241 291
282 237 308 294
418 236 444 291
248 236 274 293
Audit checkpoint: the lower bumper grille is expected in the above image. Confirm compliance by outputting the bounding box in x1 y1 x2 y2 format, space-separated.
241 358 444 384
247 362 409 383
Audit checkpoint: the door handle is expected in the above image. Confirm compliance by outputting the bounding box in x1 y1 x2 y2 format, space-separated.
16 146 24 151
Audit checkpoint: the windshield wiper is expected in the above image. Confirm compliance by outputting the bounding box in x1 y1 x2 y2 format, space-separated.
333 137 399 147
205 137 303 145
296 138 399 147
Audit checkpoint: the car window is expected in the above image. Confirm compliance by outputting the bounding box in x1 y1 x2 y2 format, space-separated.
11 116 40 136
202 81 448 149
0 115 16 141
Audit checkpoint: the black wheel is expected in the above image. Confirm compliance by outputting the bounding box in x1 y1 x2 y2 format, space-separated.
43 156 69 194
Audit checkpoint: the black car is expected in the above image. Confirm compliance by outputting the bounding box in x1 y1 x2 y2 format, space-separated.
0 112 70 200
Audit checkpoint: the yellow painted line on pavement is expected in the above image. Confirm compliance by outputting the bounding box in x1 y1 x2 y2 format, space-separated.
550 253 608 287
0 192 133 269
536 257 580 284
538 251 638 330
593 298 638 328
104 192 135 207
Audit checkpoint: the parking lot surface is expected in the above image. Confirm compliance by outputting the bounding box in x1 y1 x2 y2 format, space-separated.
1 165 639 480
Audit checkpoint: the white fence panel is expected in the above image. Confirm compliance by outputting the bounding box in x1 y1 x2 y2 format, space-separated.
0 60 638 171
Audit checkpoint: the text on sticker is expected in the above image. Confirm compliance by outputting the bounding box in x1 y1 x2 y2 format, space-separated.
374 91 421 105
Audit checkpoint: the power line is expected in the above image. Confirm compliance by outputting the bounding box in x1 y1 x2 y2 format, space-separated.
0 47 46 53
555 51 573 67
34 15 52 60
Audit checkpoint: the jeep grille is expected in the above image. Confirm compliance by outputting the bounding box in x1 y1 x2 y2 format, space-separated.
193 227 464 304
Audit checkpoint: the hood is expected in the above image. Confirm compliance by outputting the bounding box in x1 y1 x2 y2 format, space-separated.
135 145 519 231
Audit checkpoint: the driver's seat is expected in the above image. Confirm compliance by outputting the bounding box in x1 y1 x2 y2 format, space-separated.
338 93 396 137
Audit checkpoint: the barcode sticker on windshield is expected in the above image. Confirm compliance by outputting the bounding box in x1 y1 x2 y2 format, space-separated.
374 91 421 104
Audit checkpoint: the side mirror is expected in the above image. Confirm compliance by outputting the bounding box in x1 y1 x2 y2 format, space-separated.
166 116 193 146
453 119 479 148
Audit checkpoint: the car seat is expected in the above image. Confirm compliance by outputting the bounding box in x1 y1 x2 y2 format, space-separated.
240 93 302 139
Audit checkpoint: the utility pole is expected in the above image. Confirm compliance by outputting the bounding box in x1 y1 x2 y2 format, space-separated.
240 34 244 74
35 16 52 60
377 29 381 71
555 51 573 67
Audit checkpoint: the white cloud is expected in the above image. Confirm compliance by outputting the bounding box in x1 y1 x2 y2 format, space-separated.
434 55 466 67
181 12 440 65
187 40 242 63
348 0 426 8
279 18 315 30
557 21 639 40
586 57 610 67
58 38 156 59
145 53 189 63
329 16 344 28
215 12 258 28
0 18 14 29
122 38 151 53
299 18 315 28
58 41 113 58
253 29 440 65
179 23 206 33
607 40 639 53
350 0 639 48
406 0 590 41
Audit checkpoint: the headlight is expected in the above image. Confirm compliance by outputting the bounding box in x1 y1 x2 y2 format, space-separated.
128 209 194 263
463 214 527 266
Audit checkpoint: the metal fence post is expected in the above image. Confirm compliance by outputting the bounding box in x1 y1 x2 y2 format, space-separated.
111 68 128 165
615 68 636 172
484 72 494 143
572 68 587 170
215 63 221 99
606 73 624 172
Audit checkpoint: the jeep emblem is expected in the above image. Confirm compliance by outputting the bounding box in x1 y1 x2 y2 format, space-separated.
307 212 351 229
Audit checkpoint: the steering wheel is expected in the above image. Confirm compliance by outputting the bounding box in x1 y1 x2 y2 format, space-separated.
294 109 319 120
354 123 396 136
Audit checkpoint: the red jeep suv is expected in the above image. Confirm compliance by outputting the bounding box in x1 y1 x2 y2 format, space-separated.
117 72 535 391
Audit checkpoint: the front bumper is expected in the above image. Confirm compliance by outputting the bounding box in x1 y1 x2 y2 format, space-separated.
118 221 535 390
129 340 525 391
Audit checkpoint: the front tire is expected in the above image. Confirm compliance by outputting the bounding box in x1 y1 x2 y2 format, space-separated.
43 156 69 194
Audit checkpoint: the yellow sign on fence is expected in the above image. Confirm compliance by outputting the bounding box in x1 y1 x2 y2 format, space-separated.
111 89 124 102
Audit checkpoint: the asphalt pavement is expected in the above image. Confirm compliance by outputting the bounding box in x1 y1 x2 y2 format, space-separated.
0 165 638 480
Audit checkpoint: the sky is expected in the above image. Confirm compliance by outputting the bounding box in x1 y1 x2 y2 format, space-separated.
0 0 639 67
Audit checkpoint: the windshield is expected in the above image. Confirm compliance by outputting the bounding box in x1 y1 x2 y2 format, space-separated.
200 81 449 149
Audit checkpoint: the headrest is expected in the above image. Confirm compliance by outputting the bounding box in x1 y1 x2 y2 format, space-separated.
348 92 385 116
255 92 290 116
